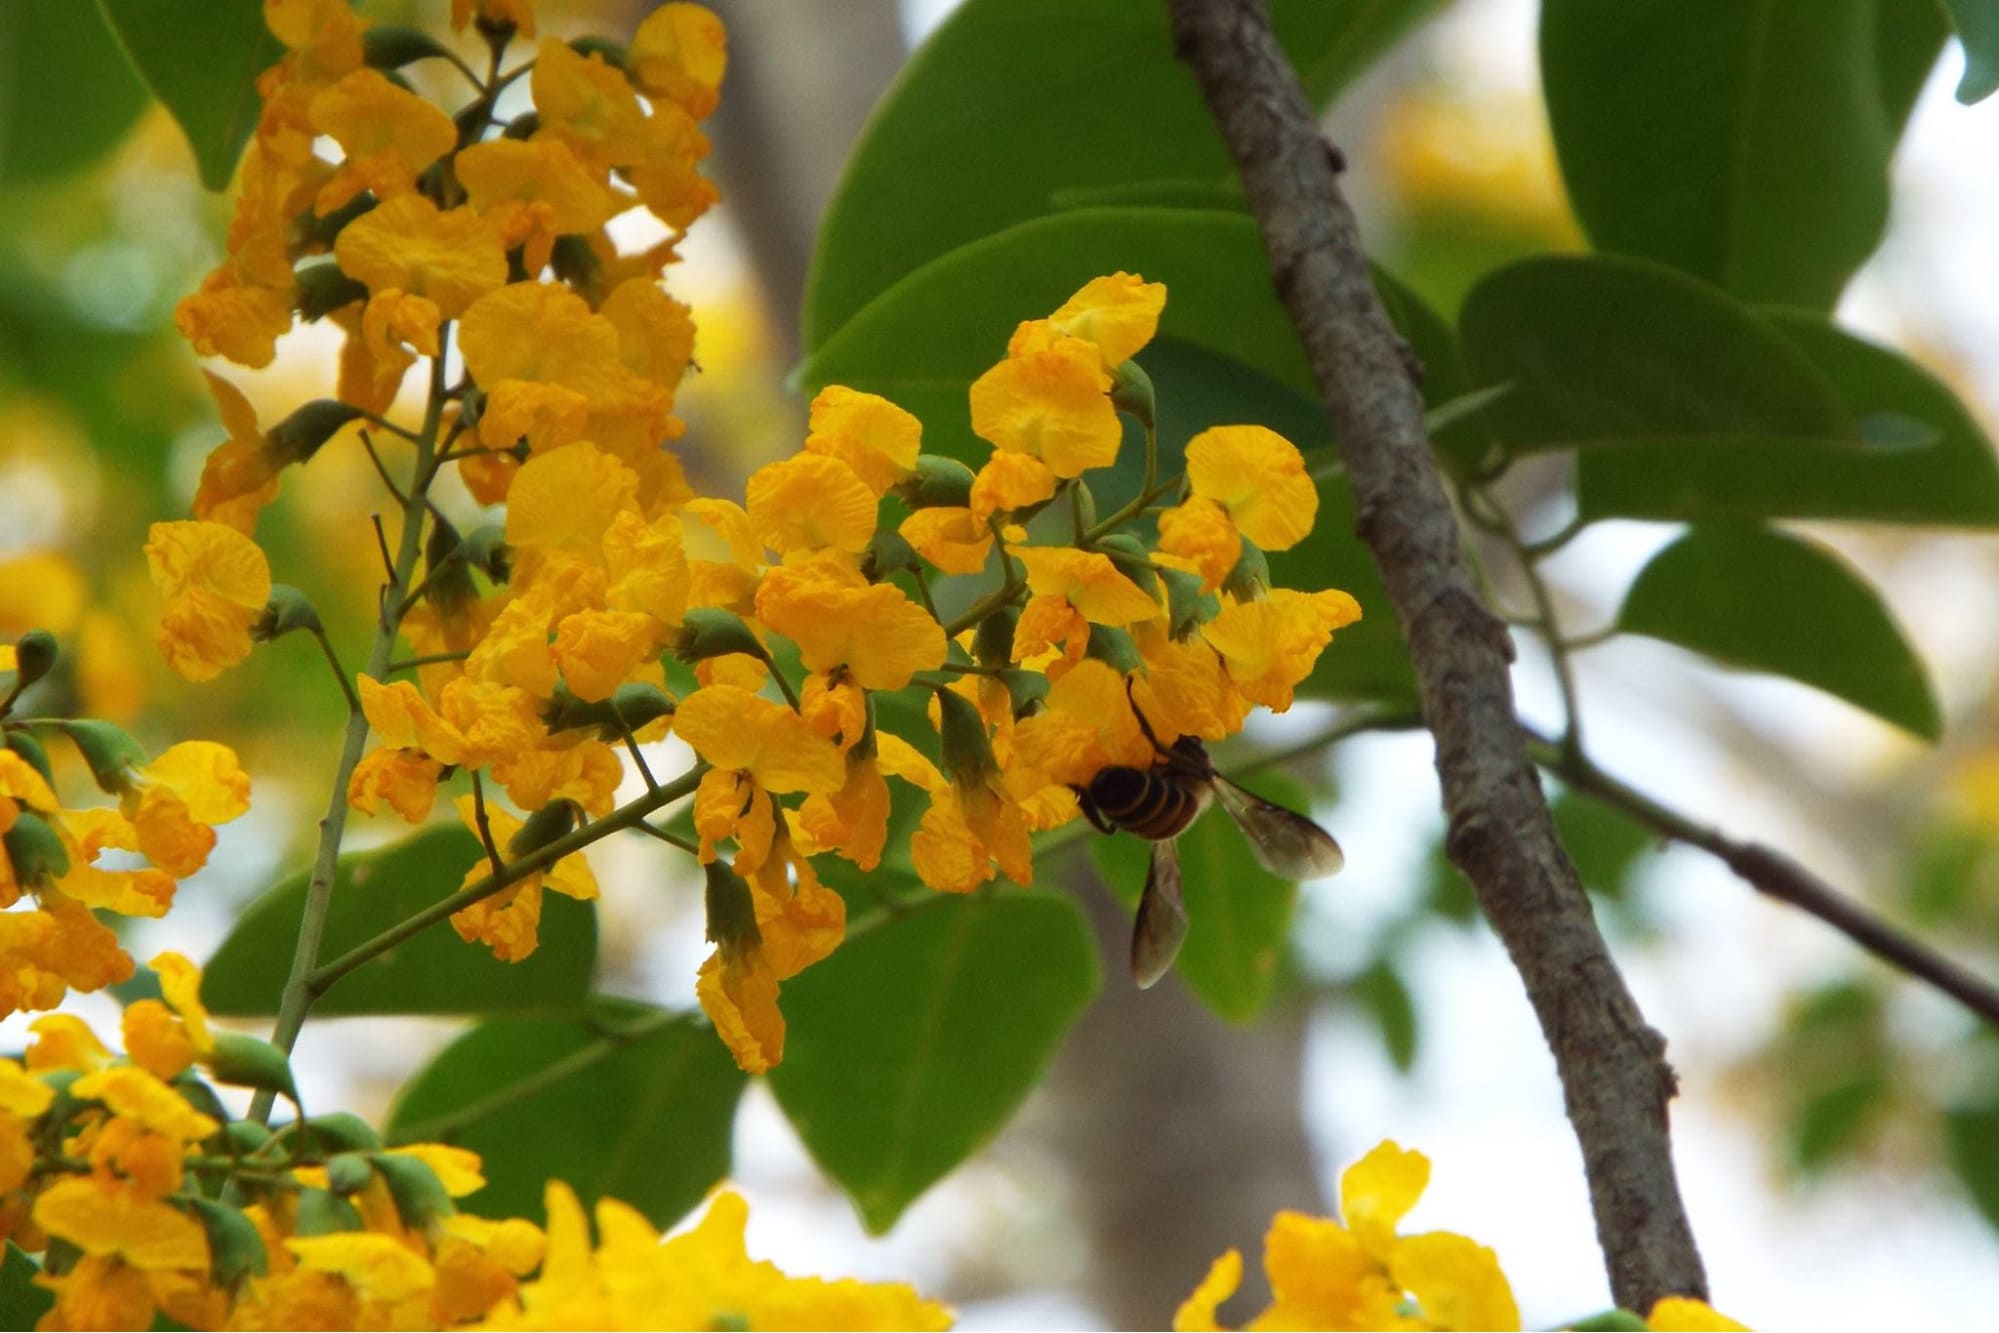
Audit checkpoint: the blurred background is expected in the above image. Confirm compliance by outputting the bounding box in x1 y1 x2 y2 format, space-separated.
4 0 1999 1326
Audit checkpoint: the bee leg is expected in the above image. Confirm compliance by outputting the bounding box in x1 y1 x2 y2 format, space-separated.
1121 677 1171 758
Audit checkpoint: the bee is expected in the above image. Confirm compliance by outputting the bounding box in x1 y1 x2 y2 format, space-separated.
1077 713 1344 989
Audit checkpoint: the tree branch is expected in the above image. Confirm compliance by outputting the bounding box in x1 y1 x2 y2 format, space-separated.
1167 0 1707 1308
1530 733 1999 1029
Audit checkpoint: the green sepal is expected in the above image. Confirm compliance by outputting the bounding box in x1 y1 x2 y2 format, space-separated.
253 586 322 643
293 262 368 323
672 608 766 665
507 800 581 858
704 860 762 962
268 401 366 464
280 1112 382 1154
1096 533 1158 596
1222 536 1270 602
367 1152 457 1232
1067 479 1099 533
1084 625 1142 674
55 719 145 793
362 25 453 69
293 1187 364 1236
184 1196 269 1286
3 732 55 788
225 1120 274 1155
294 194 375 251
894 455 977 510
202 1033 301 1105
502 109 543 143
934 687 997 784
1110 359 1156 426
2 813 69 886
972 607 1017 670
10 630 57 689
324 1152 375 1197
1160 566 1218 638
864 529 918 580
996 668 1050 718
544 682 676 739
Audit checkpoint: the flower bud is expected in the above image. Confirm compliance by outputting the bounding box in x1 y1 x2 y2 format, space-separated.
269 400 366 464
1096 533 1158 596
972 607 1017 670
996 668 1050 718
934 686 998 784
1068 478 1099 532
1085 625 1142 674
508 799 581 857
459 524 512 582
254 585 323 642
369 1151 457 1232
324 1152 375 1197
4 732 55 787
226 1120 274 1155
704 860 762 963
10 629 58 689
294 1187 365 1237
203 1033 301 1105
55 719 146 794
2 812 69 886
864 529 918 581
893 456 976 510
186 1197 270 1286
295 261 370 322
281 1111 382 1154
1110 359 1156 426
1223 537 1270 602
672 608 766 665
1160 566 1219 639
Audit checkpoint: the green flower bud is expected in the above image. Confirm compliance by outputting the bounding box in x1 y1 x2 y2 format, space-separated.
3 812 69 886
11 629 58 689
295 262 369 323
672 608 767 665
893 455 976 510
293 194 375 251
294 1187 365 1237
1223 536 1270 603
54 719 145 794
507 799 581 858
864 529 917 580
1160 566 1219 639
1067 478 1099 532
934 686 998 784
269 400 366 464
253 585 323 643
704 860 761 964
4 731 56 787
459 524 512 582
1085 624 1142 674
1110 359 1156 426
972 607 1017 670
282 1112 382 1154
203 1033 301 1106
996 668 1050 718
368 1152 457 1232
1096 533 1158 596
185 1196 270 1285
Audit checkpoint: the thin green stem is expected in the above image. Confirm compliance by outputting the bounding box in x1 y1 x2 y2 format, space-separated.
634 819 697 855
308 626 362 716
386 650 470 674
470 772 506 874
357 430 409 506
944 521 1026 637
1475 486 1585 764
306 765 706 1001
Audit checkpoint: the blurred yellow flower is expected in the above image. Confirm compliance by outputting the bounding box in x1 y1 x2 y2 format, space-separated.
144 520 271 682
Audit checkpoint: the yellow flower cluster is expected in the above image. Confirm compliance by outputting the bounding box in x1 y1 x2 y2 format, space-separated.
1 629 250 1020
0 953 948 1331
151 0 1359 1081
1177 1142 1746 1333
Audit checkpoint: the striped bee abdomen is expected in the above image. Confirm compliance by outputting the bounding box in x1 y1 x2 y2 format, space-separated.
1086 765 1204 840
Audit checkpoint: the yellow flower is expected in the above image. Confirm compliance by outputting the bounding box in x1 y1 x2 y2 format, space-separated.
457 138 622 276
1157 495 1242 592
119 741 252 879
0 748 59 833
744 452 880 556
1185 425 1318 551
33 1176 209 1270
1201 588 1361 711
26 1014 110 1072
1648 1297 1751 1331
698 832 845 1073
753 561 945 691
1047 271 1166 367
459 283 668 455
174 270 295 368
1009 546 1159 664
349 746 445 822
123 950 214 1079
449 796 598 963
675 686 846 862
900 505 993 574
191 371 284 534
969 448 1058 520
970 328 1121 477
793 747 891 871
1008 659 1156 789
601 277 698 400
359 674 544 771
287 1232 437 1305
309 69 457 213
629 3 729 120
1174 1141 1519 1333
1131 625 1249 742
145 520 272 682
802 386 922 497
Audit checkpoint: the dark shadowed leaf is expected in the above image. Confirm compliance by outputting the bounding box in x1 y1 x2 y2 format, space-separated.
1943 0 1999 102
0 1 148 186
202 827 597 1018
1948 1098 1999 1230
0 1245 50 1330
1616 525 1940 739
99 0 279 189
768 892 1098 1233
804 0 1441 347
1541 0 1898 308
386 1000 744 1228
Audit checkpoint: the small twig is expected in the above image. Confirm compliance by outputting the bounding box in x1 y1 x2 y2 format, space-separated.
910 566 941 621
370 514 396 584
634 820 697 855
385 650 470 673
307 627 362 716
358 430 409 507
1530 732 1999 1030
613 708 659 793
470 773 506 875
1477 486 1586 763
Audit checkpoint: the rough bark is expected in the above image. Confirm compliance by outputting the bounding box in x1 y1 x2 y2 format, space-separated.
1167 0 1709 1310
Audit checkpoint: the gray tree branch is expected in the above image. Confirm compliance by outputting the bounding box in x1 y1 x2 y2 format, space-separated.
1166 0 1709 1309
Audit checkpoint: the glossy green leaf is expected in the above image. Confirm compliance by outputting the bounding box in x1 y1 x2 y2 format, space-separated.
1944 0 1999 102
202 827 597 1018
1541 0 1896 309
1459 255 1854 457
804 0 1440 348
98 0 278 189
0 1 148 186
386 1000 744 1228
1576 309 1999 525
1617 525 1940 739
1091 772 1314 1023
768 892 1099 1233
0 1245 50 1331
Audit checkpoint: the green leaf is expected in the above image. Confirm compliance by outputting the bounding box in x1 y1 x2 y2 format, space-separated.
386 1000 745 1228
767 892 1099 1233
1576 309 1999 525
98 0 280 190
1349 959 1418 1072
0 1244 50 1331
1791 1072 1887 1173
1879 0 1952 128
202 827 597 1018
1459 255 1854 457
0 0 148 186
1944 0 1999 102
1616 525 1941 739
1091 772 1309 1023
804 0 1440 348
1549 788 1655 905
1540 0 1898 309
1948 1099 1999 1230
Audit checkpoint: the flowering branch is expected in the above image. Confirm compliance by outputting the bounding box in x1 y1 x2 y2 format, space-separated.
1166 0 1709 1310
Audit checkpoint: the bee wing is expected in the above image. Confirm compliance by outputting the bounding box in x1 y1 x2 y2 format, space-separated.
1211 776 1345 880
1130 837 1188 990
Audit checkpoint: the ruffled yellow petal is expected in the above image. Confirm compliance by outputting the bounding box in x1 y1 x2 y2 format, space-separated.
1647 1297 1752 1331
145 520 272 682
1048 271 1165 367
900 505 993 574
744 452 879 556
970 331 1120 476
1172 1248 1242 1332
1341 1139 1431 1259
630 2 729 119
803 386 921 497
1186 425 1318 552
